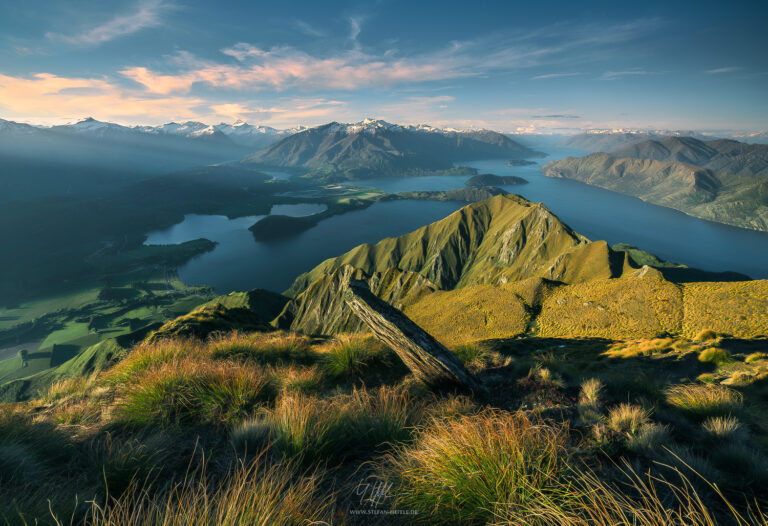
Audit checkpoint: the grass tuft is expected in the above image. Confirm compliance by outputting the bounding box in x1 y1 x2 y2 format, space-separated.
384 410 571 524
698 347 732 365
606 403 650 436
665 384 743 419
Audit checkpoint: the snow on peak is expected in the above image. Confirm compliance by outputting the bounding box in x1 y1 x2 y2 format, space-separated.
319 118 487 136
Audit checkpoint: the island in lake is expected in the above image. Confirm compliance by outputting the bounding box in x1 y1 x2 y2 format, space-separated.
465 173 528 186
506 159 537 166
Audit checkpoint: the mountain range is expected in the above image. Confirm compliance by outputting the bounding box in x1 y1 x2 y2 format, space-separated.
0 117 301 202
612 136 768 177
243 118 542 180
543 137 768 231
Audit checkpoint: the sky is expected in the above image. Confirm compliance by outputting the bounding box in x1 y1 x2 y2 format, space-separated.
0 0 766 134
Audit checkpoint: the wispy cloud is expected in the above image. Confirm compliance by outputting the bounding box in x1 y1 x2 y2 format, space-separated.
601 69 653 80
293 19 325 37
348 16 364 42
119 18 661 94
531 72 582 80
46 0 169 46
705 66 742 74
531 114 581 119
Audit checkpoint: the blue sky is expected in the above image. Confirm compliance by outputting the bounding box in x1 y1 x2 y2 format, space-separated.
1 0 766 133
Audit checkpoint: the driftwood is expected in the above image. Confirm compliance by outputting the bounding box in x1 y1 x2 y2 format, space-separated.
343 278 487 398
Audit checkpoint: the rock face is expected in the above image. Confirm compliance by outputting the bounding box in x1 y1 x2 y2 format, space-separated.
342 278 486 396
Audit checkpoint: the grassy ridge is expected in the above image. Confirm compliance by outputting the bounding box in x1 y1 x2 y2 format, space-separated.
1 325 768 523
405 274 768 344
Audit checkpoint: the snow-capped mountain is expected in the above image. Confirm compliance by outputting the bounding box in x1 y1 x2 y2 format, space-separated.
244 118 542 179
0 118 42 137
325 117 487 136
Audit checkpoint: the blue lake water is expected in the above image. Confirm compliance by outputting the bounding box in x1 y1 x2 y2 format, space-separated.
145 147 768 294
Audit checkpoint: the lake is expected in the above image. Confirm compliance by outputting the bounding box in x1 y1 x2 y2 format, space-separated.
145 147 768 294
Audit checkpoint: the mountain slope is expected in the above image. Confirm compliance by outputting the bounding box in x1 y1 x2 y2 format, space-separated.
612 137 768 177
243 119 541 179
279 194 648 333
286 194 631 297
542 153 768 231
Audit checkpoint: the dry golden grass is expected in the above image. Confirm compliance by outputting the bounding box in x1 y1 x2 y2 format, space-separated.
405 285 530 346
86 452 334 526
607 403 650 436
666 384 743 419
384 410 570 524
537 276 682 339
682 281 768 339
116 358 277 426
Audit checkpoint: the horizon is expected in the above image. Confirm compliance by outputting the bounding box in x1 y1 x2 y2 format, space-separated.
1 1 766 133
3 115 765 139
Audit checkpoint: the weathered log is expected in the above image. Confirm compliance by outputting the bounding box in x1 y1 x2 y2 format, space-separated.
343 278 487 397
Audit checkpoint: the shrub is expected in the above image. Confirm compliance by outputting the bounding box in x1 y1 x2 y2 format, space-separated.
607 403 650 436
384 411 571 524
665 384 743 419
698 347 732 365
117 360 278 426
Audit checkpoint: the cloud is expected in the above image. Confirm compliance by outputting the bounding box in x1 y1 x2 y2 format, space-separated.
531 72 582 80
0 71 205 124
210 98 348 125
705 66 742 74
531 114 581 119
348 16 364 41
46 0 168 46
293 20 325 37
601 69 653 80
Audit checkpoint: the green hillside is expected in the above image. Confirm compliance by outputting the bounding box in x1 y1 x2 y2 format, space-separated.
543 153 768 231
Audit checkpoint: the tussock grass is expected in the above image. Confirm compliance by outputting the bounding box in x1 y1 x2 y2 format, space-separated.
451 343 507 372
578 378 604 426
234 386 425 465
117 359 277 427
501 458 766 526
666 384 743 419
698 347 732 365
317 334 396 379
702 416 748 442
86 453 334 525
209 331 315 365
384 410 571 524
696 329 719 341
579 378 604 406
627 423 672 453
607 403 650 436
745 352 768 364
